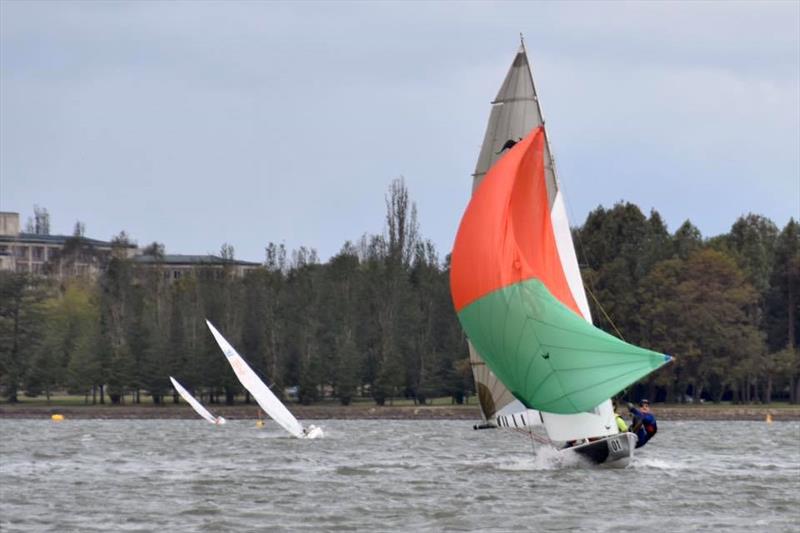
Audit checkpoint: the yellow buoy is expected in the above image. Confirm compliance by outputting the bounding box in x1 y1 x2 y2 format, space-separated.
766 413 773 424
256 420 265 428
51 414 64 422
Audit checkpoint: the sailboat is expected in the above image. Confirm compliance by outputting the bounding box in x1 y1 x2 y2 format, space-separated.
206 320 323 439
169 376 227 425
452 41 672 466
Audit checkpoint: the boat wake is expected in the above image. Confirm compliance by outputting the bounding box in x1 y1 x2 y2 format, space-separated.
631 456 684 470
495 447 584 471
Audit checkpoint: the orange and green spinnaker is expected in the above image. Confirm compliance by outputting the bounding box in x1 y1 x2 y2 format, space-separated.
450 127 671 414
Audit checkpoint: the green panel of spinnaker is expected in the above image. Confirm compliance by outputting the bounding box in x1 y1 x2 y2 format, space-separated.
457 279 670 414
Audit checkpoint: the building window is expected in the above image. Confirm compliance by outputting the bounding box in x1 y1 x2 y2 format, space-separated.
32 246 44 260
15 246 28 258
0 245 8 254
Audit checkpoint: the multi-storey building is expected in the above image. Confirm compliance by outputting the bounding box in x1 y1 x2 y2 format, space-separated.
132 254 261 281
0 212 138 277
0 211 261 280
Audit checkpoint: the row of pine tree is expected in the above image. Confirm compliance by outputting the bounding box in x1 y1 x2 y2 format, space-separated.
1 179 798 405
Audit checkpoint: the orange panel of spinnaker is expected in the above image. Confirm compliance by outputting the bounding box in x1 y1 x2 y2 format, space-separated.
450 126 580 315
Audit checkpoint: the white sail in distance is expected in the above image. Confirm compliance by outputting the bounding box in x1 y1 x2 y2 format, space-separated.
469 43 616 441
169 376 225 425
206 320 321 439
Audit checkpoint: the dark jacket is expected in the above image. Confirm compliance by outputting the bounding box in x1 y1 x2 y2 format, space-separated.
630 407 657 448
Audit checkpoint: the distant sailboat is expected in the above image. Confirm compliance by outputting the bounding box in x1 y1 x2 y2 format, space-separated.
206 320 323 439
169 376 226 425
453 41 671 466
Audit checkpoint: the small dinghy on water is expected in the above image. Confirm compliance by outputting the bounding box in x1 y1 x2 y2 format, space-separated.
453 39 671 467
169 376 226 425
206 320 323 439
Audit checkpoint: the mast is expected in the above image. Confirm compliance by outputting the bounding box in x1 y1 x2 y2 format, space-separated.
519 35 560 198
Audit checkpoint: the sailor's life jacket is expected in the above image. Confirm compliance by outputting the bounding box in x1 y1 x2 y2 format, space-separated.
630 408 657 448
614 412 628 433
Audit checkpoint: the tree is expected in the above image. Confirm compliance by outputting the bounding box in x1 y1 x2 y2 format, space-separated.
98 245 137 404
726 214 779 296
335 329 359 405
673 220 702 260
220 243 235 261
141 242 165 257
385 176 419 268
765 219 800 402
639 249 764 403
576 202 662 342
407 240 441 404
285 259 323 405
0 273 49 401
319 245 361 403
29 280 97 401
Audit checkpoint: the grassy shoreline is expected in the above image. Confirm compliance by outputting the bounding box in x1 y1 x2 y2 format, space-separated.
2 401 799 421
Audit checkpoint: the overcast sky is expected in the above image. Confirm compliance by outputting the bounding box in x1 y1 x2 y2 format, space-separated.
2 1 798 262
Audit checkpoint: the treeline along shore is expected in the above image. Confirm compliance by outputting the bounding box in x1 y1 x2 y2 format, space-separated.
3 402 800 421
1 179 799 409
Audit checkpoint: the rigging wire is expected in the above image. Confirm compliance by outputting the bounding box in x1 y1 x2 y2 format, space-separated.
584 284 626 341
555 170 627 342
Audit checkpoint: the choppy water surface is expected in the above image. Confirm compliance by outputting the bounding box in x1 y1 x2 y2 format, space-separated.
1 419 798 532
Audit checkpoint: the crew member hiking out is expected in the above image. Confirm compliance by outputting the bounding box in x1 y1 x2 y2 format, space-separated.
628 399 657 448
612 401 628 433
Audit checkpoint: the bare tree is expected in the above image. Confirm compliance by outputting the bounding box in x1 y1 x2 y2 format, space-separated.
385 176 419 268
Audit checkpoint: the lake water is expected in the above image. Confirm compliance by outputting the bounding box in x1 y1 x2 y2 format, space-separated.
1 419 798 532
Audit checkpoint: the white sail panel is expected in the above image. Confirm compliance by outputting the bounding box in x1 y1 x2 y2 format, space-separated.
551 189 593 322
206 320 306 438
495 408 545 431
169 376 222 424
541 401 618 442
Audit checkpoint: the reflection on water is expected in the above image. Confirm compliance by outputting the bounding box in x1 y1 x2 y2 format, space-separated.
1 419 798 532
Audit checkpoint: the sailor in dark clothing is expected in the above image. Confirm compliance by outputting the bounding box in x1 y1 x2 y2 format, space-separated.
628 399 658 448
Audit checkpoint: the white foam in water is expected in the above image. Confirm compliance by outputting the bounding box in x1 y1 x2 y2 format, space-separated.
633 456 684 470
495 447 581 471
495 456 540 471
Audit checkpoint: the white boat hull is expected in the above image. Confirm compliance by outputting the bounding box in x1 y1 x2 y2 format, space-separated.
561 432 637 468
303 425 324 439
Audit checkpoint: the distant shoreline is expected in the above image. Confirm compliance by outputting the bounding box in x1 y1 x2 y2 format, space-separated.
2 403 799 421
